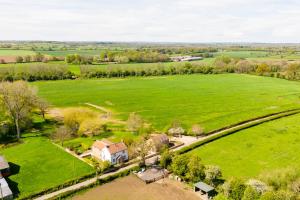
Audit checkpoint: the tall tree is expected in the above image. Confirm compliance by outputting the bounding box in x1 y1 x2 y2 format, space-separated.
0 81 38 139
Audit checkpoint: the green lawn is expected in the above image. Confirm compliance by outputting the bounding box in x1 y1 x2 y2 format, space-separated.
33 74 300 132
188 113 300 178
0 136 94 198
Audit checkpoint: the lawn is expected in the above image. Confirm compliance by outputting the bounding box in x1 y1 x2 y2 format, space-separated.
188 113 300 178
0 136 94 198
33 74 300 132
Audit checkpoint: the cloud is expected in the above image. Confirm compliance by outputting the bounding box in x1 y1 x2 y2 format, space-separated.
0 0 300 42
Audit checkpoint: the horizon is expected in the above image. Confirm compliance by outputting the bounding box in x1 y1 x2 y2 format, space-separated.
1 0 300 43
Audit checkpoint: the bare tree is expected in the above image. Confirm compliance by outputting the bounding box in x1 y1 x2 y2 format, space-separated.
0 81 38 139
191 124 204 138
53 126 71 146
127 112 143 133
132 137 152 166
36 98 49 119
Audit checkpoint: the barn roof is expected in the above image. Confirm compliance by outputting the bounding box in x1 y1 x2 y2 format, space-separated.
194 182 215 192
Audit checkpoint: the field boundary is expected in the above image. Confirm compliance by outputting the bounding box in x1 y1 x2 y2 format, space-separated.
177 109 300 154
32 108 300 200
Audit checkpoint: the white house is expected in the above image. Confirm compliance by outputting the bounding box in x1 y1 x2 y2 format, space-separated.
92 139 128 165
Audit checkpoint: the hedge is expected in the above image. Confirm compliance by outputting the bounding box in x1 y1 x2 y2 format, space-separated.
19 171 96 200
176 109 300 155
49 166 140 200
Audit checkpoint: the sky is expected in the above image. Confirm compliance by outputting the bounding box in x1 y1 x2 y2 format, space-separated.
0 0 300 43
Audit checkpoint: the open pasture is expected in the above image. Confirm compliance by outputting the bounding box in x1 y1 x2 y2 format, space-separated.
33 74 300 132
188 113 300 178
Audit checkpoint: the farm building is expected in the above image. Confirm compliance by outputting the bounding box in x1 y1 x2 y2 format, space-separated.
92 139 128 165
194 182 216 200
170 56 203 62
0 156 10 177
150 134 169 152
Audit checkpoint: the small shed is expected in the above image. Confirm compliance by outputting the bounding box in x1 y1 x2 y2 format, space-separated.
0 156 10 177
194 182 216 200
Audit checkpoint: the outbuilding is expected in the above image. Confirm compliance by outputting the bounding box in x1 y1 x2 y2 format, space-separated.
194 181 216 200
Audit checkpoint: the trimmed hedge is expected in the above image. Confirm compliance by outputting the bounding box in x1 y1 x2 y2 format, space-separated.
176 110 300 155
50 166 140 200
19 171 96 200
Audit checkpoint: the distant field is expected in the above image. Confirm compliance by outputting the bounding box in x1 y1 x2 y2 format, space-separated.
0 136 94 198
189 113 300 178
37 49 119 57
0 49 36 63
33 74 300 132
0 49 35 56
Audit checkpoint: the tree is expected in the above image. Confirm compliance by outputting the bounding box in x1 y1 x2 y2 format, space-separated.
131 136 152 166
168 120 185 137
171 154 189 179
63 107 98 135
36 98 49 119
53 126 71 146
191 124 204 138
186 154 205 182
127 112 144 133
205 165 222 185
160 148 172 169
0 81 38 139
242 186 260 200
256 63 271 75
15 56 23 63
286 63 300 80
24 55 31 63
222 177 246 200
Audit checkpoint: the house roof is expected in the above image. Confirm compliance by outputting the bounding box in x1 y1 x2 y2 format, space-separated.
194 182 215 192
107 142 127 154
0 156 9 170
0 177 13 198
93 140 127 155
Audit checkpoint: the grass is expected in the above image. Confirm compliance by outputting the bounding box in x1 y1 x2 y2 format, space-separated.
188 113 300 178
33 74 300 132
0 135 94 198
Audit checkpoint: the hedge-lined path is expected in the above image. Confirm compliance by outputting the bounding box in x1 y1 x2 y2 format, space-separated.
34 108 300 200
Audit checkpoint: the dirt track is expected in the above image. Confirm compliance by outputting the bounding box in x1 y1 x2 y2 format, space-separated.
72 175 200 200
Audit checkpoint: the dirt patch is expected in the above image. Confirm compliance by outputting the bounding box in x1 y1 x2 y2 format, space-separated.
0 56 16 63
72 175 200 200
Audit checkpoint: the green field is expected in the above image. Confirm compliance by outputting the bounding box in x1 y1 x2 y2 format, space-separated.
0 136 94 198
0 49 35 56
215 50 269 58
189 113 300 178
37 50 106 57
33 74 300 132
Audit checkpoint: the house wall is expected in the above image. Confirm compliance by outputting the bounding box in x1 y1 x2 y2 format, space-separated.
92 146 128 165
110 150 128 165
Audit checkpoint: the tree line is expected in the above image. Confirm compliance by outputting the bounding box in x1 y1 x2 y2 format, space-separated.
13 52 62 64
0 64 75 81
65 50 171 65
